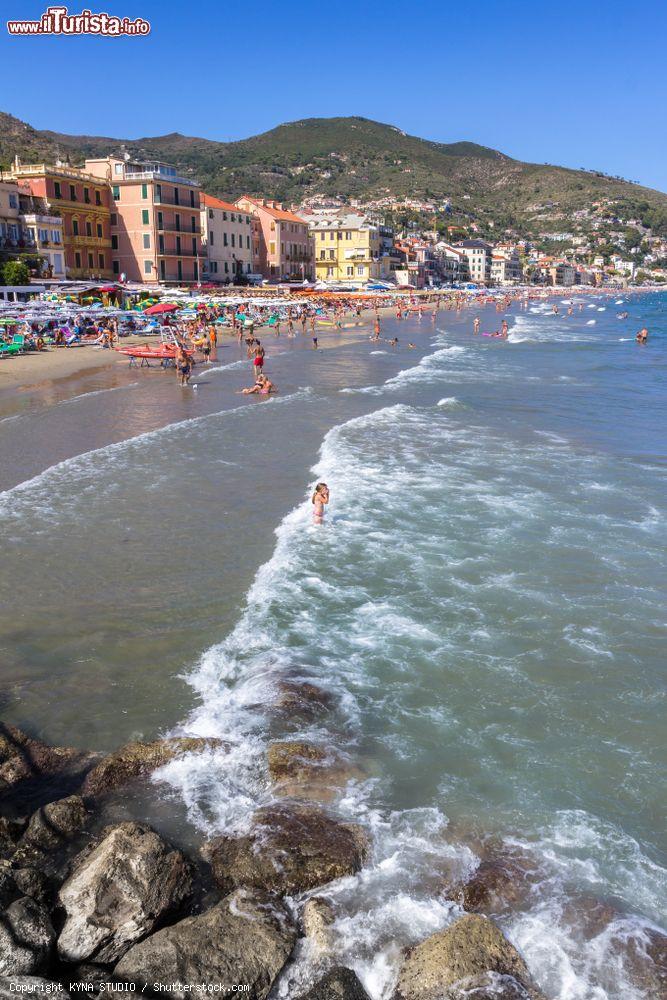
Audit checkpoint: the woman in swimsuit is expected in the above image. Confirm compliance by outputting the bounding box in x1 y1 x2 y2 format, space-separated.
312 483 329 525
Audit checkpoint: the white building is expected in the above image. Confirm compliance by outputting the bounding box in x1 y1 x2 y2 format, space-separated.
458 239 493 285
200 193 253 283
21 212 65 278
491 249 523 285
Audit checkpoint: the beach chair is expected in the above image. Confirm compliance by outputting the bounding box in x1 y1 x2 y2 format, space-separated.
0 334 25 357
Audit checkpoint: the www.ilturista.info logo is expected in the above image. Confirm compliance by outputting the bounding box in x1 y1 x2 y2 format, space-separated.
7 6 150 35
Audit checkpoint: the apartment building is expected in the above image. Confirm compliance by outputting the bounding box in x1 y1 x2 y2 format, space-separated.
18 186 65 278
306 210 386 286
491 247 523 285
85 156 202 284
4 159 112 279
200 194 253 282
235 197 313 280
458 239 493 285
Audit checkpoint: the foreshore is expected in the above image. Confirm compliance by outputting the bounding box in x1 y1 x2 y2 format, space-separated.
0 287 663 999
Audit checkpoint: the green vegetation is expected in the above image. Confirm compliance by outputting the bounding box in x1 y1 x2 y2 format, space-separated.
0 259 30 285
2 112 667 237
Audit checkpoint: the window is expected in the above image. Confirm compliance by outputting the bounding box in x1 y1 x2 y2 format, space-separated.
143 234 150 249
191 238 196 255
98 253 105 269
191 216 196 232
320 250 325 260
72 218 79 236
327 266 334 277
86 221 92 237
97 223 102 238
70 184 76 201
330 232 334 241
114 163 123 175
113 260 120 274
209 232 214 246
111 235 118 250
160 259 166 279
223 212 227 221
346 266 353 276
141 184 148 199
209 209 213 219
223 233 228 246
246 236 250 249
75 252 81 268
194 261 198 280
269 242 275 255
142 209 149 225
231 213 235 223
54 181 62 199
84 187 90 204
157 211 163 230
112 185 120 199
231 234 235 248
95 190 101 205
156 184 162 202
110 212 117 225
357 265 365 276
88 253 94 268
329 250 335 260
173 187 179 205
144 259 153 275
190 191 195 207
177 260 182 280
8 193 18 210
224 262 229 273
210 261 218 274
52 230 61 243
345 231 351 240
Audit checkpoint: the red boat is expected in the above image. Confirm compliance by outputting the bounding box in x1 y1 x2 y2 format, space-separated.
115 342 193 367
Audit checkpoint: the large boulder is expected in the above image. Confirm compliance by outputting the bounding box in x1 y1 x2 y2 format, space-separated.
13 795 88 864
81 737 224 797
114 888 296 999
267 742 364 802
393 914 544 1000
299 966 371 999
0 980 69 1000
207 803 369 896
444 846 540 916
275 681 334 719
0 724 89 793
0 896 55 976
57 821 193 965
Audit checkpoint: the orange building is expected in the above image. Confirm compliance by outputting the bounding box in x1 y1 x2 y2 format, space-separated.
85 156 202 284
6 159 112 279
235 197 313 281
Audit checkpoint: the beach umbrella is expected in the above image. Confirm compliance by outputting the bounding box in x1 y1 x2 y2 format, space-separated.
144 303 180 316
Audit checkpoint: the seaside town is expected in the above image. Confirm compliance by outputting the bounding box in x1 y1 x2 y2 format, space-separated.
1 151 666 302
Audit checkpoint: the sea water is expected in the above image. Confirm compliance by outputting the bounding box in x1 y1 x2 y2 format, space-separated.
0 293 665 998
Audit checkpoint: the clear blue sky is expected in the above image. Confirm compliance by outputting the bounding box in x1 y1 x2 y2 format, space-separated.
3 0 667 191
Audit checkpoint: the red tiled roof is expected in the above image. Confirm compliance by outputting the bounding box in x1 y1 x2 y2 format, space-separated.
238 196 306 225
202 192 242 213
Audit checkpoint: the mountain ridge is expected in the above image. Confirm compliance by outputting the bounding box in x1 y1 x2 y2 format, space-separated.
2 111 666 235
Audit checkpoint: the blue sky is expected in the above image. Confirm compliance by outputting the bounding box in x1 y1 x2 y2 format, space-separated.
3 0 667 191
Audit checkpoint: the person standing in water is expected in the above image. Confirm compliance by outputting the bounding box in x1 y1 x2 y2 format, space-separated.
473 317 480 335
636 327 649 344
312 483 329 524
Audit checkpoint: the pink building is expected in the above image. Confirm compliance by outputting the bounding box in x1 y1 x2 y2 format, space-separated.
85 156 202 284
235 197 313 281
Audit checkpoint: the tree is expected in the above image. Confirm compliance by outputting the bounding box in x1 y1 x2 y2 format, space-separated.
1 259 31 286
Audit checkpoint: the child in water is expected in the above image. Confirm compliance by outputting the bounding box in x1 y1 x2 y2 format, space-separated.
312 483 329 524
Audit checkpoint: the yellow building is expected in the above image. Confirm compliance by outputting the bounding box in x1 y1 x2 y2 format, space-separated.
307 211 388 286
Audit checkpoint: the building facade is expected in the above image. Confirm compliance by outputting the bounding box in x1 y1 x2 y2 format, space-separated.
4 160 112 279
85 156 202 284
19 199 65 279
0 178 36 263
306 210 386 286
491 248 523 285
235 197 313 281
458 239 493 285
200 194 253 283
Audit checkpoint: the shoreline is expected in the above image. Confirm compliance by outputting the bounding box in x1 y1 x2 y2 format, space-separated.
0 290 664 998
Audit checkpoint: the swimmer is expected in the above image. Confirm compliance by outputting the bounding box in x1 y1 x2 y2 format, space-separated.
635 327 649 344
408 342 416 349
312 482 329 525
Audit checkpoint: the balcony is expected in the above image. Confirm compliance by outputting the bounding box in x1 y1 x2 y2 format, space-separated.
157 224 199 235
70 235 110 247
157 247 201 258
155 194 200 209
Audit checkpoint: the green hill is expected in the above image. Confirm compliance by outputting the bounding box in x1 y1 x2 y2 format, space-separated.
2 111 667 235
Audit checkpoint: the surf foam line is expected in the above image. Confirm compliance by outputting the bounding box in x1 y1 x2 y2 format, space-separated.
342 344 466 395
0 388 312 510
156 400 666 1000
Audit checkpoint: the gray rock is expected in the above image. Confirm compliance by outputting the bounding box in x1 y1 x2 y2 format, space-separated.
301 896 336 951
299 966 371 999
0 896 55 976
0 816 27 858
0 724 89 792
207 803 368 896
444 847 540 916
12 867 53 906
0 980 69 1000
114 888 296 999
57 821 193 965
81 738 225 798
393 914 544 1000
20 795 89 852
